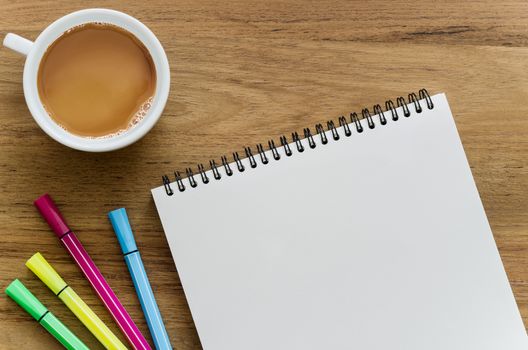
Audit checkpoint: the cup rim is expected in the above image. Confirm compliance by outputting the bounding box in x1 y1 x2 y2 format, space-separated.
23 8 170 152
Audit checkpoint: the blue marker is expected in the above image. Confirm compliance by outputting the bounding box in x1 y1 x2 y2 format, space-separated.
109 208 172 350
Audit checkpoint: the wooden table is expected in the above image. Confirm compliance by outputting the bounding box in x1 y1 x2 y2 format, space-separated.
0 1 527 348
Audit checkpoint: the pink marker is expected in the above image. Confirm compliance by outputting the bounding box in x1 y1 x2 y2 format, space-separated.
35 194 152 350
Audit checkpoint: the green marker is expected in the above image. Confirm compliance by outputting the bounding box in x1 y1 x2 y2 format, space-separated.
5 279 90 350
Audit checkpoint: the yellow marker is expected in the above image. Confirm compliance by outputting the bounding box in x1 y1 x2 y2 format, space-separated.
26 253 128 350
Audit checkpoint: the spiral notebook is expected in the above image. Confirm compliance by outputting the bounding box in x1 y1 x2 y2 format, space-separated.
152 91 528 350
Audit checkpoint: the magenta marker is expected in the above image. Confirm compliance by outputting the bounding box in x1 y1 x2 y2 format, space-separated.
35 194 152 350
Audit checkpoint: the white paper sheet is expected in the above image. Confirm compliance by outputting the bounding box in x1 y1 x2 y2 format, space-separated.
152 94 527 350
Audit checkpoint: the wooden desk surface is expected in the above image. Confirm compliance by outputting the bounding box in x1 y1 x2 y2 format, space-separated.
0 1 527 348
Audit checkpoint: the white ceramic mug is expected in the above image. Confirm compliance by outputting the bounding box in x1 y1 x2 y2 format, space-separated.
3 8 170 152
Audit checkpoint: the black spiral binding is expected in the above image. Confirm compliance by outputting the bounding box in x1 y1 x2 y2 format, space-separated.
162 89 434 195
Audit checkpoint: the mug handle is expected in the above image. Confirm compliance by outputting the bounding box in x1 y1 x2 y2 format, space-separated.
3 33 34 56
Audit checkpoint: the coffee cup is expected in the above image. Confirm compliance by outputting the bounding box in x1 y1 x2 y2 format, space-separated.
3 8 170 152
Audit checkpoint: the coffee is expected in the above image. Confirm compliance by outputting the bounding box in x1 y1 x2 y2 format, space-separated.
37 23 156 138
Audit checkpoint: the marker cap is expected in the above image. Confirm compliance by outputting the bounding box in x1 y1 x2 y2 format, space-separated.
5 279 47 320
26 253 67 295
109 208 138 254
34 194 70 238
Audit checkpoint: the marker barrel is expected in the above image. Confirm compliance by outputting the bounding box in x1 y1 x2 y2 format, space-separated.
109 208 172 350
125 252 172 350
34 194 151 350
5 279 89 350
26 253 128 350
61 231 150 350
41 312 91 350
60 288 128 350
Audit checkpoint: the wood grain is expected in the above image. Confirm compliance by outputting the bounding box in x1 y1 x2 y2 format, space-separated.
0 0 527 349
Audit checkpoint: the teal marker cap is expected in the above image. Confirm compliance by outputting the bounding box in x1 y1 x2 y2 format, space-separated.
109 208 137 254
5 279 47 320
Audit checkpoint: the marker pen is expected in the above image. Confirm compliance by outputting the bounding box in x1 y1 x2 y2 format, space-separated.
26 252 128 350
34 194 152 350
5 279 89 350
109 208 172 350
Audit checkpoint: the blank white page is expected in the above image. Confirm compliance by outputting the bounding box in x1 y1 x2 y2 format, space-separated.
152 94 527 350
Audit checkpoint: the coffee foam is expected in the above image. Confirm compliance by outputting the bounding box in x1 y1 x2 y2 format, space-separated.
51 96 155 140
